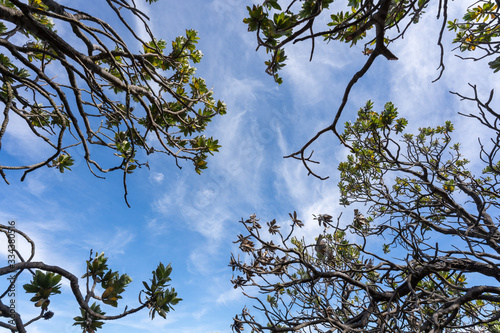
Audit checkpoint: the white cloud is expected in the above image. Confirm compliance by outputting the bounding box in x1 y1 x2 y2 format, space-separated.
83 228 135 256
153 177 187 214
1 113 53 163
25 175 47 196
149 172 165 184
216 286 244 305
284 42 356 105
210 0 243 20
153 177 231 243
187 243 219 275
219 76 266 109
147 218 169 235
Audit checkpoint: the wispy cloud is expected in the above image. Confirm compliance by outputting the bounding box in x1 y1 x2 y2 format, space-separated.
149 172 165 185
216 286 244 305
83 228 135 256
1 114 53 163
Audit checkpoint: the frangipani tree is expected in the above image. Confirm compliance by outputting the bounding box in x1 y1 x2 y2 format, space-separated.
230 98 500 332
1 223 181 332
0 0 226 204
244 0 499 178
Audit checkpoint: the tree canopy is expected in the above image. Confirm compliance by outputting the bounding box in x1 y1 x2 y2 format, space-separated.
0 0 225 331
231 96 500 332
2 0 499 332
0 0 226 204
230 0 500 332
244 0 499 178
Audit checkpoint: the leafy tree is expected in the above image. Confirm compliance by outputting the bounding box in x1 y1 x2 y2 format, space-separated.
0 223 181 332
233 0 500 331
243 0 499 178
0 0 224 331
0 0 226 204
230 98 500 332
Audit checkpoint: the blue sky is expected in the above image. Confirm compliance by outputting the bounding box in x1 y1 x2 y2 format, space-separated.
1 0 499 332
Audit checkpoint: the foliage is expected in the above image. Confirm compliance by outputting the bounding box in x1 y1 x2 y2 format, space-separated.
23 271 62 310
448 1 500 71
0 0 226 205
244 0 398 84
244 0 499 81
230 99 500 332
73 303 106 333
0 227 181 333
243 0 499 179
141 262 182 319
82 252 133 308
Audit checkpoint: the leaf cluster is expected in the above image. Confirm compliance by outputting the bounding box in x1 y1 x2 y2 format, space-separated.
23 271 62 310
82 252 132 307
448 1 500 71
73 303 106 333
141 263 182 319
